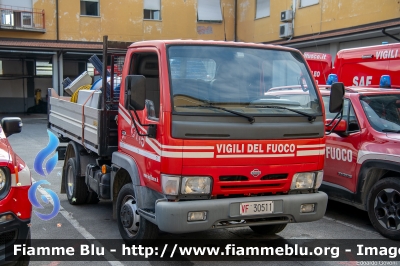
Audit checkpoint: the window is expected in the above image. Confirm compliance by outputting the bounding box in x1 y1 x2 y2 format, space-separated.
1 10 14 26
255 0 270 19
81 0 99 16
197 0 223 22
300 0 319 7
323 98 360 132
169 46 321 116
144 0 161 20
21 13 32 28
360 95 400 133
36 61 52 76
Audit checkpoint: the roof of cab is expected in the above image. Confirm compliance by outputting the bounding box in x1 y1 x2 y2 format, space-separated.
319 85 400 96
127 39 300 53
336 43 400 59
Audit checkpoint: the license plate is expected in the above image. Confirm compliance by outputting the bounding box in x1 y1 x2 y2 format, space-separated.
239 201 274 215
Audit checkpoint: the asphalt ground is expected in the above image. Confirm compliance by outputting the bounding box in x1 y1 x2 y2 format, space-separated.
4 114 387 266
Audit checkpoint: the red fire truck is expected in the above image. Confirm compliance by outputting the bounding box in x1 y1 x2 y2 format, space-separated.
48 38 343 242
305 43 400 87
303 52 332 85
0 117 31 265
333 43 400 87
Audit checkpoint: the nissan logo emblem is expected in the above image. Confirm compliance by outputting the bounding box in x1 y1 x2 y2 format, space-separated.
251 169 261 177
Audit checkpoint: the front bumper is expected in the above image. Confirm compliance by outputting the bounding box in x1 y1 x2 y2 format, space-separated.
155 192 327 234
0 213 30 265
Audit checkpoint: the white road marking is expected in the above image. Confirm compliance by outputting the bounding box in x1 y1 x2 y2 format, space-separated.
32 178 127 266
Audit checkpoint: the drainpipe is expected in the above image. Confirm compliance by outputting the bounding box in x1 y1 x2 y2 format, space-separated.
56 0 59 41
292 0 296 38
234 0 237 41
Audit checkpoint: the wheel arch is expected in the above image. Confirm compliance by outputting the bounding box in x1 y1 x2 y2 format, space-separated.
111 152 141 219
355 160 400 210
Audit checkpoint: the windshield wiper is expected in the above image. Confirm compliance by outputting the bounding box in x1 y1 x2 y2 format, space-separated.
382 129 400 133
249 105 316 122
177 105 255 124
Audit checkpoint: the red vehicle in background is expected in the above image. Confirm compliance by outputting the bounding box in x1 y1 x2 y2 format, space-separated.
305 43 400 239
305 43 400 87
334 43 399 87
303 52 332 85
320 84 400 240
0 118 31 265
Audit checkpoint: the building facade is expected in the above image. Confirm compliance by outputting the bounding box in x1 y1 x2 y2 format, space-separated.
237 0 400 56
0 0 399 112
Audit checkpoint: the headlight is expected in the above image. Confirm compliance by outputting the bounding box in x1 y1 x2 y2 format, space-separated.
0 167 10 200
291 172 316 190
315 171 324 189
161 174 180 196
0 168 6 191
181 176 211 194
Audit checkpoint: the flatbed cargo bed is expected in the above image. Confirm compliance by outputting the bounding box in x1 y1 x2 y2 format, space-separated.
48 88 118 157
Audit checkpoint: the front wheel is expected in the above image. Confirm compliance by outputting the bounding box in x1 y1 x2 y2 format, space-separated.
117 184 159 244
249 223 287 235
368 177 400 240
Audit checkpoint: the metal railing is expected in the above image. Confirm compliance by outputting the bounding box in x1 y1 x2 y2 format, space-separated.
0 5 45 32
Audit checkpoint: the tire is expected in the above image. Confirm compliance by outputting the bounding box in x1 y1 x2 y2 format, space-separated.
367 177 400 240
249 223 287 235
64 157 88 205
15 230 31 266
117 183 159 244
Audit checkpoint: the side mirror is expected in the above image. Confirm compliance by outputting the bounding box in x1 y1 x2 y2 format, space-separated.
325 119 347 133
329 82 345 113
125 75 146 110
1 117 22 137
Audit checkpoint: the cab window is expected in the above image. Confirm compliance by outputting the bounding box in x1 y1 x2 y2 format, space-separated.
323 97 360 132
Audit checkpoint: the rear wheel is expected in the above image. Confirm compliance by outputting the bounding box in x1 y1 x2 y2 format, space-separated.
368 177 400 240
249 223 287 235
65 157 88 205
117 183 159 244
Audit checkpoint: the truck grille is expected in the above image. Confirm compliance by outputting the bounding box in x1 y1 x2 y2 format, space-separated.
219 176 248 181
220 184 280 189
260 174 288 180
0 230 17 250
216 173 289 195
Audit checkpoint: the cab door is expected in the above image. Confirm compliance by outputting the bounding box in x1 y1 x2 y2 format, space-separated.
119 49 162 192
323 98 361 193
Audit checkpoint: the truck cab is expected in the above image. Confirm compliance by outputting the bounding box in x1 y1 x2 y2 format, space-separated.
48 39 343 243
320 85 400 240
0 117 31 265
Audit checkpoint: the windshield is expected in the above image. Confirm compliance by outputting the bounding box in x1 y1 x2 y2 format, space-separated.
167 45 322 117
360 94 400 132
